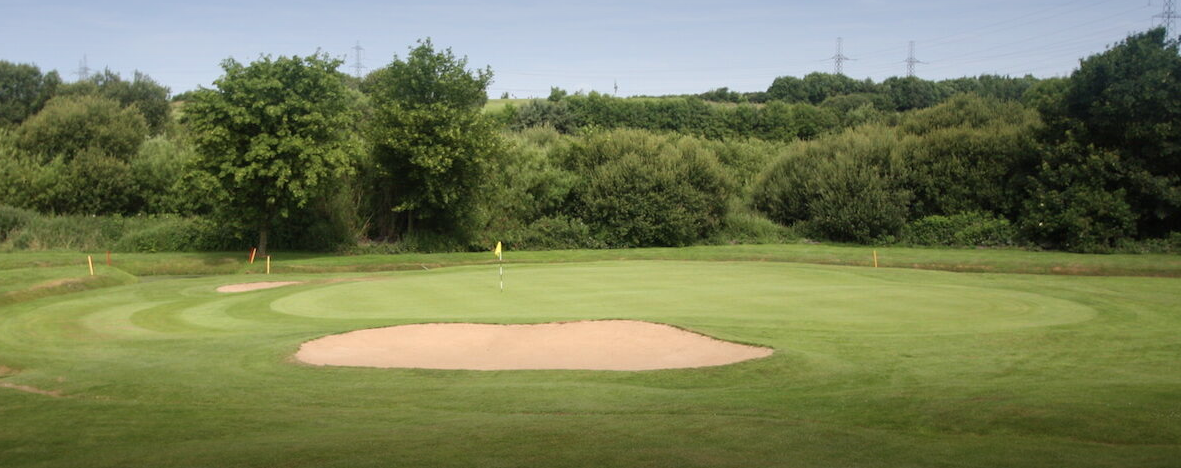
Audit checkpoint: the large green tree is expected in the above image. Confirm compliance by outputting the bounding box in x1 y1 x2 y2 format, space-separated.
0 61 61 127
1025 27 1181 249
363 38 502 241
183 54 355 254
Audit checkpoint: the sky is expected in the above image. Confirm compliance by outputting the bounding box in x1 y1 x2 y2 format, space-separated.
0 0 1170 98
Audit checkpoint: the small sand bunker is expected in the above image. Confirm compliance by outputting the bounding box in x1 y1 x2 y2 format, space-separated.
216 281 303 293
295 320 773 371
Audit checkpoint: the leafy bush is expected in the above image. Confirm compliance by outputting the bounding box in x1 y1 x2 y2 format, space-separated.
752 126 910 243
710 204 797 245
899 93 1037 135
900 121 1039 219
0 204 34 241
505 216 605 251
902 212 1016 247
15 95 148 162
131 136 199 213
1019 144 1137 252
111 216 232 252
565 130 734 247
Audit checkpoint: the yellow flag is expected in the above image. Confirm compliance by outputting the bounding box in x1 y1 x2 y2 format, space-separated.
494 241 502 260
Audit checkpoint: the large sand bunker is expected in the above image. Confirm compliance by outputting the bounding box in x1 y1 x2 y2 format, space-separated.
216 281 303 293
295 320 773 371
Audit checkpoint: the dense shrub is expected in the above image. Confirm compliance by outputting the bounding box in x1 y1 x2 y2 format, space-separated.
15 95 148 162
111 216 233 252
710 203 797 245
131 136 199 213
510 93 840 142
504 216 606 251
0 204 34 241
567 130 734 247
752 126 910 243
902 212 1017 247
899 93 1038 135
901 124 1039 219
1020 145 1137 252
510 100 576 133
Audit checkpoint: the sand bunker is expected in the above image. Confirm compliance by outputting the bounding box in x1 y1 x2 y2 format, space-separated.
295 320 773 371
216 281 303 293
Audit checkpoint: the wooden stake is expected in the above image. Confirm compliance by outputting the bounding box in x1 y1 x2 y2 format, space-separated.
87 255 95 276
873 250 879 268
266 255 271 275
106 251 111 266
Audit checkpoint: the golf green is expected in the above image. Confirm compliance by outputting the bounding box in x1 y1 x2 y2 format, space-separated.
0 260 1178 467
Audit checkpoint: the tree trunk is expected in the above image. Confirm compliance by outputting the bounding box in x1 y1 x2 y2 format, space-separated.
258 225 269 257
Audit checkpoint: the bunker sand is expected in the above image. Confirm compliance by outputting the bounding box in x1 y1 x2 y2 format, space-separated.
216 281 303 293
296 320 773 371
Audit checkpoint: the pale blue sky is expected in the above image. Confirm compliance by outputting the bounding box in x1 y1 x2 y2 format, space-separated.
0 0 1166 97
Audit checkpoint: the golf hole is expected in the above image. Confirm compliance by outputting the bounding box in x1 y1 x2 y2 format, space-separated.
295 320 773 371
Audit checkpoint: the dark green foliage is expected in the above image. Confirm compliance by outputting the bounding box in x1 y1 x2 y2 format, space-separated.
59 70 172 134
697 87 744 103
183 53 356 254
364 39 502 241
0 211 236 252
547 87 567 102
505 216 606 251
752 127 910 243
767 72 873 104
0 204 34 241
130 137 202 214
568 130 734 247
110 216 234 252
0 61 60 127
53 151 138 214
511 99 576 133
940 74 1039 101
899 93 1037 135
1020 144 1137 252
1039 28 1181 238
15 95 148 162
902 212 1016 247
880 76 952 111
513 93 839 142
0 149 138 215
899 95 1042 219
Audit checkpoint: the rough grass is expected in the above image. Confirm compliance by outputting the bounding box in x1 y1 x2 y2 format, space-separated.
0 252 1179 467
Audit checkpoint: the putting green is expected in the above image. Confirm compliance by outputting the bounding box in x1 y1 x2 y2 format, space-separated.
271 262 1095 334
1 259 1178 468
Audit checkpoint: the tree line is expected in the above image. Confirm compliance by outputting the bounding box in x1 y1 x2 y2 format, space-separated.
1 30 1178 254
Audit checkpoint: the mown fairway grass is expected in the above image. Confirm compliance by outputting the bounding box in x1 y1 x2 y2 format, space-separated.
0 247 1179 467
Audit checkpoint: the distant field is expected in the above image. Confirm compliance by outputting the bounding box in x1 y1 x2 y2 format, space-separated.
1 247 1179 467
484 98 532 113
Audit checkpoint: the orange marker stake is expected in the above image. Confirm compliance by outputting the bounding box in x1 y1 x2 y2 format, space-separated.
249 247 257 264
